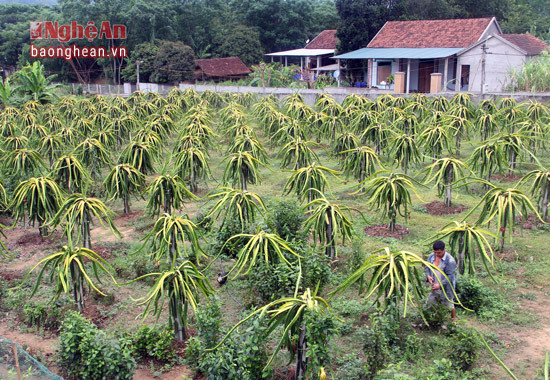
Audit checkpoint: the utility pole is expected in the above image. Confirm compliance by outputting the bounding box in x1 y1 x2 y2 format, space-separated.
136 60 143 89
481 43 487 95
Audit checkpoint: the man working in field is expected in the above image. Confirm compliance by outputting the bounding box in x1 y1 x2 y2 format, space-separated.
425 240 457 322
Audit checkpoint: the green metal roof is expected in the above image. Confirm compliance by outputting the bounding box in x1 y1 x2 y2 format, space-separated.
332 47 463 60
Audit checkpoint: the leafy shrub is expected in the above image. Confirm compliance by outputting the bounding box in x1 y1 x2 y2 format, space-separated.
374 362 412 380
456 276 514 320
332 299 371 318
266 197 305 241
247 260 299 303
210 213 248 258
132 324 177 362
455 276 485 312
423 302 451 330
58 311 136 380
301 246 331 292
304 310 338 379
194 295 222 348
335 354 366 380
23 300 65 331
448 327 480 371
360 317 392 378
185 313 271 380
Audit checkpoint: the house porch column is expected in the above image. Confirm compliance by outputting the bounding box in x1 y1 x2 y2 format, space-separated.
406 59 411 94
443 58 448 92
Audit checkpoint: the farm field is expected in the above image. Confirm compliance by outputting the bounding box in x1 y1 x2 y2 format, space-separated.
0 89 549 380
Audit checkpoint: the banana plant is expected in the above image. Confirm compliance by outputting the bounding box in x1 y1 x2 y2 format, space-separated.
10 176 64 236
302 191 356 260
426 221 497 278
131 260 215 341
103 164 145 215
357 170 422 232
423 158 470 207
145 173 196 216
17 241 115 311
465 184 544 251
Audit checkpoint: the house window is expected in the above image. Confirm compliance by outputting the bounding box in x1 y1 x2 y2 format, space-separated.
377 61 392 85
461 65 470 90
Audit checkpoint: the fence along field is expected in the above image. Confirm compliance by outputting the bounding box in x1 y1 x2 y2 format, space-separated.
0 89 549 380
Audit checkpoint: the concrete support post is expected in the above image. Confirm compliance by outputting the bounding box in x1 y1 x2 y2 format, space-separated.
430 73 442 94
443 58 448 92
406 59 411 94
394 72 405 93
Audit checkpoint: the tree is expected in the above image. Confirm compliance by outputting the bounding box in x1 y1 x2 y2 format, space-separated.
215 287 332 380
51 155 91 194
50 194 121 250
121 41 160 83
140 213 206 265
331 247 455 318
340 146 381 185
518 165 550 220
145 173 196 216
427 221 497 277
10 177 64 237
278 137 321 170
223 151 264 191
150 40 196 83
206 187 266 229
174 147 212 193
17 243 115 311
358 170 422 232
133 260 215 341
423 157 470 207
303 191 355 261
103 164 146 215
214 24 263 66
466 185 543 251
283 162 340 204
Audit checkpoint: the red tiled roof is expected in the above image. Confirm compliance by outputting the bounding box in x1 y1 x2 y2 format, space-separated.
306 30 338 49
499 33 549 56
196 57 251 76
368 18 494 48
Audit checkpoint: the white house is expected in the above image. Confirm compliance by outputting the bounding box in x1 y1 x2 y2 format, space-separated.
332 18 548 93
457 33 549 93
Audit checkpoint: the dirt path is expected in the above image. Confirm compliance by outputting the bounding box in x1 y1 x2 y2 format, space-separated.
488 289 550 379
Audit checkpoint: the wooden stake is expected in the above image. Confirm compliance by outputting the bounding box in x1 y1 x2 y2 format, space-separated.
12 343 22 380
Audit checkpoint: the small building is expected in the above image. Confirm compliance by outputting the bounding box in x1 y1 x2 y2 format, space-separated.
195 57 251 83
458 33 549 93
332 17 548 93
265 30 338 73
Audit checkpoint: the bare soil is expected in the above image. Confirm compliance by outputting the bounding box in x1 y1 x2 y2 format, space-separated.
364 224 410 239
424 201 468 216
516 213 548 230
492 173 523 183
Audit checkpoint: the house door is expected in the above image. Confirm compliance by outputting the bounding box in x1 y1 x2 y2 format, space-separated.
461 65 470 91
418 60 435 93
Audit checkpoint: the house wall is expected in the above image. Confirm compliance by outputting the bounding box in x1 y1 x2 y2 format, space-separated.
480 21 501 41
458 37 526 92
